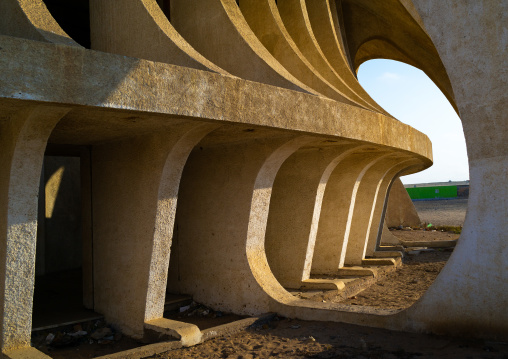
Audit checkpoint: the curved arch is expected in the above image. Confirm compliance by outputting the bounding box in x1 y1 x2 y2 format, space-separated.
355 37 457 113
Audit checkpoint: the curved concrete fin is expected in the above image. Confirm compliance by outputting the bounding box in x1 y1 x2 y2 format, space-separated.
306 0 389 115
239 0 352 102
89 0 227 74
340 0 458 113
0 0 80 47
276 0 366 109
169 0 310 92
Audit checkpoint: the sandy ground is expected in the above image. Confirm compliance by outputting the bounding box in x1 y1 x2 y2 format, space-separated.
413 198 467 226
40 198 499 359
149 316 508 359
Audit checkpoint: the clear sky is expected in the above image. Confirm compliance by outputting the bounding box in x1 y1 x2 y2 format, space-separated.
357 59 469 185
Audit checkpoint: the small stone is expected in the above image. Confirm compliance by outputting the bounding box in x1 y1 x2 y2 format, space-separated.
290 325 301 329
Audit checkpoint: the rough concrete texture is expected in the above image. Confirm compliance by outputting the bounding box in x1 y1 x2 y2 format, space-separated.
0 0 505 356
385 178 421 227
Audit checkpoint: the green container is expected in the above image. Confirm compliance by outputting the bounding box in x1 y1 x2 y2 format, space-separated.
406 185 457 200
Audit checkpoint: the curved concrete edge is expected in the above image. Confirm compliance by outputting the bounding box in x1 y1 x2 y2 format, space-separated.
345 154 414 265
311 150 390 274
368 162 422 254
342 1 458 114
276 0 362 108
305 0 388 115
0 35 433 162
265 144 366 288
400 1 508 339
0 105 72 351
0 0 81 47
144 123 220 323
144 318 201 347
0 0 80 47
169 0 306 93
89 0 227 74
385 178 421 228
239 0 336 99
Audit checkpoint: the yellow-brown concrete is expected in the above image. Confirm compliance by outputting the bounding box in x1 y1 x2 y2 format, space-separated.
0 0 505 355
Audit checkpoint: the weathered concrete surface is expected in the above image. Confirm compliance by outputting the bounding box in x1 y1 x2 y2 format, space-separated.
403 0 508 339
0 106 70 351
3 0 506 354
385 178 421 228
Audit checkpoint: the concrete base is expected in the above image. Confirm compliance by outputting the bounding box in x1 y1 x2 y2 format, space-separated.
144 318 201 347
337 266 378 278
2 348 51 359
371 251 403 258
362 258 401 267
300 278 346 292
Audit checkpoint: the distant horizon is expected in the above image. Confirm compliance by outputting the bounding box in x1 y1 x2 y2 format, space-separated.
357 59 469 185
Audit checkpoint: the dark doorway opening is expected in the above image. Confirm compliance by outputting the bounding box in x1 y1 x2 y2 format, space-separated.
32 146 99 331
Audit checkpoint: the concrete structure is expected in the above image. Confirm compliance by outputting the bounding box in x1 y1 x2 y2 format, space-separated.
385 178 421 227
0 0 505 357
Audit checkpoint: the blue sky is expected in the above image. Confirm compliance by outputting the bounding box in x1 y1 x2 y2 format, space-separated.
357 59 469 184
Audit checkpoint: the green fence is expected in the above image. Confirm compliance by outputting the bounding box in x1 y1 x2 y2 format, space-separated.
406 185 457 200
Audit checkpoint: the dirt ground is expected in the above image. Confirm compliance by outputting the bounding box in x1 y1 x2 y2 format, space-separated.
40 198 505 359
150 316 508 359
413 198 467 226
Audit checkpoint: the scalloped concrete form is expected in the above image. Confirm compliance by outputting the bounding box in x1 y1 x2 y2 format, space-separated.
0 0 505 355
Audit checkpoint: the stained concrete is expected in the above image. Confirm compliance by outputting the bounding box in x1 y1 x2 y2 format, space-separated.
0 0 505 356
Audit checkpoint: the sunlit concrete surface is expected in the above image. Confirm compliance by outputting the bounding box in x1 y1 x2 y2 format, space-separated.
0 0 505 356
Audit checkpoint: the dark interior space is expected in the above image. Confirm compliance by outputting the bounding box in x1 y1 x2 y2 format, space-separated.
43 0 91 48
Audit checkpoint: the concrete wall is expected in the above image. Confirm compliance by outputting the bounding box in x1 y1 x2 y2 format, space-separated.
0 0 505 356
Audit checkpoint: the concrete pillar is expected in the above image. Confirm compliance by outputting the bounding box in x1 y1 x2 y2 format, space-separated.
311 149 387 274
384 178 421 228
168 133 314 315
364 162 421 257
91 122 216 338
405 1 508 339
343 155 409 266
0 105 70 351
265 144 362 289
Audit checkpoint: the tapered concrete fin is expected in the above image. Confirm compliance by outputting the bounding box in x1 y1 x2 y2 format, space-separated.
276 0 362 108
0 0 80 46
305 0 389 115
170 0 309 92
89 0 227 73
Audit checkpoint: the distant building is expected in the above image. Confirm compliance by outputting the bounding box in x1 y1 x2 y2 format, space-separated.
404 181 469 200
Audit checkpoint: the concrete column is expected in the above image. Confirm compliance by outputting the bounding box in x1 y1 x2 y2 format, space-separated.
343 155 410 265
0 105 70 351
265 144 362 289
91 122 216 338
406 1 508 339
168 133 314 315
364 162 421 257
311 150 387 274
